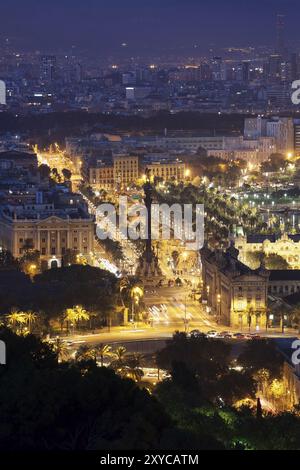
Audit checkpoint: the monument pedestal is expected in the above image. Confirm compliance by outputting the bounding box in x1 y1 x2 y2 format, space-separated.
135 250 164 287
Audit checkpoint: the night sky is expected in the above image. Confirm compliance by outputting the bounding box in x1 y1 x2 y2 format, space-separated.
2 0 300 54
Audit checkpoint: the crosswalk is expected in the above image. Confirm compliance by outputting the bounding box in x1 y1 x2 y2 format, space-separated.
147 296 212 329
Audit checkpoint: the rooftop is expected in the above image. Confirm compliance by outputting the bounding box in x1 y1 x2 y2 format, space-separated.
0 150 37 160
269 270 300 281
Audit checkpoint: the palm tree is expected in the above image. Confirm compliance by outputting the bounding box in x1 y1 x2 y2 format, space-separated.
52 338 69 363
7 310 26 333
75 344 95 362
24 311 38 333
74 306 90 329
64 308 77 334
119 277 129 307
110 346 127 373
64 306 90 333
123 353 144 382
94 343 112 367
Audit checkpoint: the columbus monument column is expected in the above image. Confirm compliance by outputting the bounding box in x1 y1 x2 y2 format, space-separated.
135 170 164 286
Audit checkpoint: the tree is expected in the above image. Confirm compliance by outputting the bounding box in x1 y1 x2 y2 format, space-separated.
0 250 20 271
217 370 256 405
51 338 69 362
119 277 144 323
62 249 78 266
38 163 51 180
51 167 61 183
75 344 95 363
0 328 171 450
265 254 290 270
20 250 41 276
62 168 72 181
261 153 287 173
156 332 237 404
95 343 112 367
123 353 144 382
23 311 38 334
244 251 263 269
64 306 90 333
110 346 128 374
6 310 26 333
237 339 284 379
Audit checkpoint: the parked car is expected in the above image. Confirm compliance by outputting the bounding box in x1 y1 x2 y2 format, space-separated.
189 329 202 337
217 331 231 338
206 330 218 338
250 334 261 340
233 332 246 339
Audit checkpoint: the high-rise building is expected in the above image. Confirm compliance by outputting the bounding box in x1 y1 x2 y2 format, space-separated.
241 61 250 82
291 53 299 82
40 55 57 83
268 55 282 81
244 116 267 139
211 57 225 81
266 117 294 153
294 120 300 155
200 62 212 80
276 13 286 58
244 116 294 153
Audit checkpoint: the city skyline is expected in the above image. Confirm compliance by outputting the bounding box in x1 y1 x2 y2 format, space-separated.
1 0 300 55
2 0 300 455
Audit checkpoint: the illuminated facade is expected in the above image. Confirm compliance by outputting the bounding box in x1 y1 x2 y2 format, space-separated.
89 155 139 190
89 165 114 191
143 160 185 182
113 155 139 188
200 244 269 328
0 207 94 270
236 233 300 270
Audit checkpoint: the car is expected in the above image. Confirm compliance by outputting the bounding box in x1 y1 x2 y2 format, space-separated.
250 334 261 340
233 332 246 339
206 330 218 338
219 332 233 339
189 329 202 337
217 331 231 338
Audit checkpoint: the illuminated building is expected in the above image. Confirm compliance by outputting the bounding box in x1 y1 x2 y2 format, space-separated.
0 204 94 270
200 243 269 328
142 157 185 182
294 120 300 155
236 233 300 270
89 155 139 190
40 55 57 83
89 163 114 191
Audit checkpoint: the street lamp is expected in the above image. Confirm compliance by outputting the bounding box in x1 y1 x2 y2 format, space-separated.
217 294 221 324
